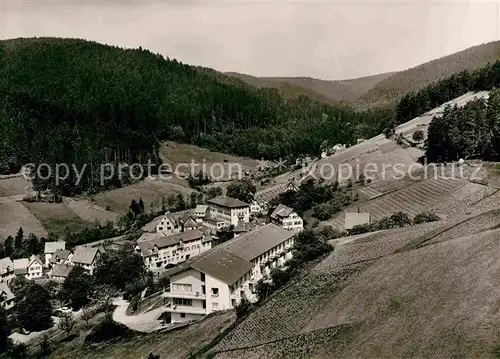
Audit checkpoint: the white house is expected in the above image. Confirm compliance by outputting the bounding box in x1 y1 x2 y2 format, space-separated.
201 217 227 235
156 212 181 235
48 263 74 283
44 241 66 267
0 257 14 283
194 205 209 222
135 230 212 271
14 255 43 279
207 196 250 226
0 283 15 310
164 224 295 323
250 200 267 215
270 204 304 233
70 247 101 275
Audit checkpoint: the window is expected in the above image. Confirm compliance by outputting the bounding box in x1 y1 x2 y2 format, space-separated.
231 299 236 307
211 288 219 297
249 283 254 293
180 313 186 318
202 300 206 309
173 298 193 306
158 227 163 231
200 273 205 282
172 283 192 292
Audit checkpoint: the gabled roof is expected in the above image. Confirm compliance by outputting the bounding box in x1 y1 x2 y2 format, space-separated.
0 283 14 302
161 211 177 225
0 257 13 275
207 196 249 208
50 249 71 264
194 204 209 213
270 204 295 219
183 217 198 228
136 230 204 256
233 222 259 233
220 223 295 262
13 258 29 275
44 241 66 254
166 247 253 286
50 263 74 278
28 255 43 268
72 246 100 265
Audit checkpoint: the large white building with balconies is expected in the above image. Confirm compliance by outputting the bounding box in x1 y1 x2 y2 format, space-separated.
206 196 250 227
164 224 295 323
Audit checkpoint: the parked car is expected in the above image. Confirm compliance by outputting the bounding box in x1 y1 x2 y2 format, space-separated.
56 306 72 314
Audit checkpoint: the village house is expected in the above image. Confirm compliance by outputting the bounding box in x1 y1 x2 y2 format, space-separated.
270 204 304 233
194 205 209 222
48 263 74 283
164 224 295 323
0 283 15 310
177 214 199 232
44 241 66 267
250 200 267 215
135 230 212 271
156 212 181 235
207 196 250 227
70 246 101 275
0 257 14 283
201 217 227 235
13 255 44 279
49 249 73 266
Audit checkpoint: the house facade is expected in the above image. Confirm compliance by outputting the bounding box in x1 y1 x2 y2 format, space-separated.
13 255 43 279
165 224 295 323
49 249 72 266
156 212 181 236
44 241 66 267
194 205 209 222
0 283 15 310
135 230 212 271
270 204 304 233
0 257 14 283
207 196 250 226
48 263 74 283
70 247 101 275
250 200 267 215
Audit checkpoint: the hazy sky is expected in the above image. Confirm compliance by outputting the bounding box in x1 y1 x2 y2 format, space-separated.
0 0 499 80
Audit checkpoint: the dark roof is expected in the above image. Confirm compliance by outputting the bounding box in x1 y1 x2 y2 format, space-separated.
220 223 295 262
136 230 204 256
50 249 71 264
50 264 74 278
270 204 294 219
207 196 249 208
0 283 14 301
234 222 259 233
166 247 253 286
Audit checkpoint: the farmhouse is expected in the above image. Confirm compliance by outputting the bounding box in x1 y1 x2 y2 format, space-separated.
70 246 101 275
164 224 295 323
13 255 43 279
135 230 212 271
207 196 250 226
44 241 66 267
0 283 15 310
270 204 304 233
0 257 14 283
282 181 299 193
49 249 72 266
48 263 74 283
156 211 181 235
344 212 371 230
177 214 199 232
250 200 267 215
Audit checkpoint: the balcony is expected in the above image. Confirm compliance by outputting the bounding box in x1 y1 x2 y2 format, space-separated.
165 305 207 315
163 291 206 299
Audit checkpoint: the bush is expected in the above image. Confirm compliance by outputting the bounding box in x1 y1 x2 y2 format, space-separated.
413 211 440 224
235 298 251 319
270 268 291 289
412 129 425 142
85 314 131 343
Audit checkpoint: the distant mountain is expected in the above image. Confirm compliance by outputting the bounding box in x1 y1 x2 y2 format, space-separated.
225 72 395 104
361 41 500 105
228 41 500 108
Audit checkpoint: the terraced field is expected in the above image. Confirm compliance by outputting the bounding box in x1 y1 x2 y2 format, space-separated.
63 197 118 224
327 175 467 229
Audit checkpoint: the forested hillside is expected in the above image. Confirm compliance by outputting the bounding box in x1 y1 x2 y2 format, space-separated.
363 41 500 105
225 71 394 103
0 37 393 195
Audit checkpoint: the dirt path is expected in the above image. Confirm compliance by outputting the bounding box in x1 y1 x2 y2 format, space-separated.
112 297 170 333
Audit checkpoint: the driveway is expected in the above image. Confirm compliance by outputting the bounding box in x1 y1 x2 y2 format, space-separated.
112 297 170 333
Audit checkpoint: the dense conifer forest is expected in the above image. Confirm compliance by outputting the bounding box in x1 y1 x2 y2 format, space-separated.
0 37 393 194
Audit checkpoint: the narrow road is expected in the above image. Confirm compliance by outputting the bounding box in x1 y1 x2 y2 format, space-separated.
112 297 170 333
